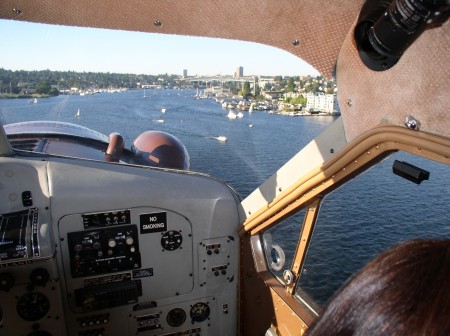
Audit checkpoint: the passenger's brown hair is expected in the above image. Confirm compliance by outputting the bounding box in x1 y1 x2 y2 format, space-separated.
306 239 450 336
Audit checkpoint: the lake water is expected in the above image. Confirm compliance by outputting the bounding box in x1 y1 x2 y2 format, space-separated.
1 89 448 307
0 89 333 197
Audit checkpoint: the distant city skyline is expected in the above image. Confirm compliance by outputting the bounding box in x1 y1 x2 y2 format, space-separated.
0 20 320 77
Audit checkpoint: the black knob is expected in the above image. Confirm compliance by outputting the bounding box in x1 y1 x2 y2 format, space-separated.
30 268 50 286
0 272 15 292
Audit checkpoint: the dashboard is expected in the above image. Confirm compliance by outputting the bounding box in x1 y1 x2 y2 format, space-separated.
0 155 241 336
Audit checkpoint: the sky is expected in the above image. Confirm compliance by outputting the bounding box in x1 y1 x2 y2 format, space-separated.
0 20 319 77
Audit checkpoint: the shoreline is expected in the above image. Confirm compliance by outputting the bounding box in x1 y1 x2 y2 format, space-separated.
0 94 50 99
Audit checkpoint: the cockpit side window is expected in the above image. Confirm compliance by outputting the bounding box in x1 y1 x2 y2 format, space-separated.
295 151 449 309
262 209 307 282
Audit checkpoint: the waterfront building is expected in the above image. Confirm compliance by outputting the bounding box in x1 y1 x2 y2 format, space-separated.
262 90 283 100
258 76 276 88
306 93 340 114
284 92 302 99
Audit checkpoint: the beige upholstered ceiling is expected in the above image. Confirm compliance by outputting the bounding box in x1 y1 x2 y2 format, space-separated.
337 20 449 142
0 0 363 79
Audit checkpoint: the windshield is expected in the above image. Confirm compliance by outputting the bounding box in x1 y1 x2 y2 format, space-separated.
0 20 338 198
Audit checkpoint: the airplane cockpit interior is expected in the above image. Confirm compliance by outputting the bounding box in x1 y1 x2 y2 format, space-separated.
0 0 448 335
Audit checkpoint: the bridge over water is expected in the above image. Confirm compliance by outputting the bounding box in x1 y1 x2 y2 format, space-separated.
186 76 257 84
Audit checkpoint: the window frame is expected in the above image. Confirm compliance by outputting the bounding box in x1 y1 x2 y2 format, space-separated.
243 125 450 329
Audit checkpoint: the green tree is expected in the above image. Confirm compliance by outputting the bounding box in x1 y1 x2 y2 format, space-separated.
48 88 60 96
36 79 52 94
240 81 251 99
286 77 295 92
230 84 240 95
305 82 320 93
254 84 261 97
290 96 307 105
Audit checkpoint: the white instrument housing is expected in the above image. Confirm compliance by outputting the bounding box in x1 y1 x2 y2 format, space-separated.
0 154 241 336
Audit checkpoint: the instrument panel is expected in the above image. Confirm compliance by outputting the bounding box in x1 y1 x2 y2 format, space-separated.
0 157 241 336
59 208 195 314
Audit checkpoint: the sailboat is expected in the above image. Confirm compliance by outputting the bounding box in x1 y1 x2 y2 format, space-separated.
75 108 80 118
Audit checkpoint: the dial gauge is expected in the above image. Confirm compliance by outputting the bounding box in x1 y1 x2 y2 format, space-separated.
16 292 50 321
161 230 183 251
190 302 210 323
167 307 186 327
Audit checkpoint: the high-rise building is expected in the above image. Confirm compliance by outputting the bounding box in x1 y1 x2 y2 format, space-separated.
235 66 243 78
183 69 188 78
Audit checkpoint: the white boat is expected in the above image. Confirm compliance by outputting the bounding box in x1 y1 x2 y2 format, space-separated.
215 136 227 142
227 111 237 119
248 123 253 128
75 108 80 118
156 119 165 123
237 112 244 118
249 103 254 113
161 108 167 113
